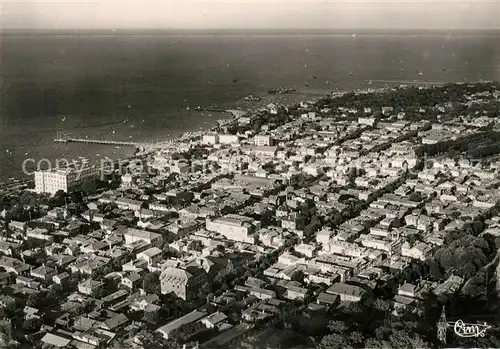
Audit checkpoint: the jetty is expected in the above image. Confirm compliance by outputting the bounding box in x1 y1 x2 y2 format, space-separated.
54 138 139 147
193 107 247 118
194 107 228 113
365 80 446 86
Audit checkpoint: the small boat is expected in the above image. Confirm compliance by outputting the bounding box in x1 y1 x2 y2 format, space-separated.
61 116 67 122
312 74 317 79
232 78 238 83
441 67 447 71
244 95 261 102
349 72 354 76
186 106 191 111
123 120 128 124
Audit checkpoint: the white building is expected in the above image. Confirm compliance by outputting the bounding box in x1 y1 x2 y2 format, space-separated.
401 242 432 261
170 161 190 174
202 133 219 145
123 228 162 248
253 146 278 158
219 134 239 144
157 310 208 340
254 135 274 147
358 117 377 127
206 214 256 243
258 229 288 248
137 247 163 267
316 228 333 246
295 243 318 258
326 282 367 302
121 173 135 188
35 163 101 195
159 266 207 300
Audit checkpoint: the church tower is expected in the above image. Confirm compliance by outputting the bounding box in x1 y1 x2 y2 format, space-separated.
437 306 447 346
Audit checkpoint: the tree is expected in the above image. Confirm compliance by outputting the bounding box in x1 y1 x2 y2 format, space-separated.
373 299 391 313
318 334 354 349
82 179 98 195
20 191 34 206
349 331 365 347
461 269 487 298
170 153 182 161
428 232 492 281
108 339 127 349
405 233 421 247
364 338 391 348
169 321 204 342
25 294 38 308
50 190 67 207
387 330 431 349
327 320 348 334
101 265 113 277
177 191 194 207
253 119 264 131
143 272 160 294
136 330 180 349
22 317 42 332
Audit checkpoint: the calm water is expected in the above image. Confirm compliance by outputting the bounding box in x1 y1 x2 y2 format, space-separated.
1 32 499 181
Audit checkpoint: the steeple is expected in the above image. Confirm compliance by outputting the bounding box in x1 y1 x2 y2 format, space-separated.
437 306 447 346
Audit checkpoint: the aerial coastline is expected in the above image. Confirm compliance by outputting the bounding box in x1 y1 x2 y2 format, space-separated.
3 0 500 347
2 80 500 348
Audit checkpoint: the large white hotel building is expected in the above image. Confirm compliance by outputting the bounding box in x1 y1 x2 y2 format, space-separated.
34 160 102 195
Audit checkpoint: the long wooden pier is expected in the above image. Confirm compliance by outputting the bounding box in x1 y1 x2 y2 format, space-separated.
365 79 446 86
54 138 139 147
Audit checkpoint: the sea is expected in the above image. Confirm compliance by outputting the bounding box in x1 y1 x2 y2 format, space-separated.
1 30 499 182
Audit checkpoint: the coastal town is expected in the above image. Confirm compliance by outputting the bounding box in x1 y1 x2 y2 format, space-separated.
1 81 500 349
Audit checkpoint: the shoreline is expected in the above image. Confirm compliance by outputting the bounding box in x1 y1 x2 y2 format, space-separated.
1 80 487 187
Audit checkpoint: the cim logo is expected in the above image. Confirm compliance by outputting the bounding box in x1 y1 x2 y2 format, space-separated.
452 320 492 338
